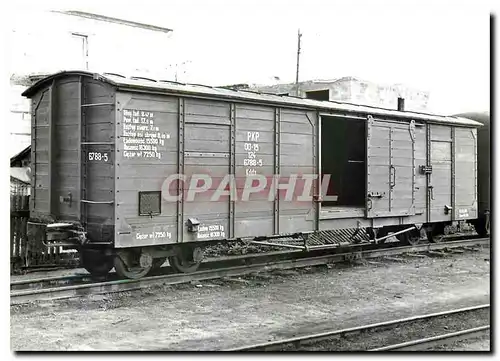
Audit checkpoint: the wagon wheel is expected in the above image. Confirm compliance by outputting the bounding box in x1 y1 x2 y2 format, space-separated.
374 228 389 244
168 246 203 273
427 224 445 243
113 254 152 280
427 232 445 243
473 217 490 238
396 228 421 246
152 257 167 269
80 248 114 278
427 223 445 243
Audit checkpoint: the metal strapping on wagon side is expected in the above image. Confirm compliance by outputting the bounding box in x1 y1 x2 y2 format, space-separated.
251 228 371 248
307 229 371 246
22 71 482 128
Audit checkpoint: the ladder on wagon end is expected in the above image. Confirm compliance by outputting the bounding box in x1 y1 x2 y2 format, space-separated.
77 75 115 243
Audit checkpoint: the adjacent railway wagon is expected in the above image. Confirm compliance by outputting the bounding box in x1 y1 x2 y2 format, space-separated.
454 112 490 237
23 71 484 279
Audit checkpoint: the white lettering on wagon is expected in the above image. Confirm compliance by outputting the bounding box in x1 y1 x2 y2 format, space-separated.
197 224 226 239
122 109 170 160
136 231 173 240
458 208 470 218
88 152 109 162
243 131 264 176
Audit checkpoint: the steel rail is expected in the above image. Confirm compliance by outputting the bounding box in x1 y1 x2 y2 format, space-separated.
11 273 93 287
10 274 95 292
225 304 490 351
12 233 486 285
10 248 308 290
10 238 489 305
10 246 324 291
369 325 490 351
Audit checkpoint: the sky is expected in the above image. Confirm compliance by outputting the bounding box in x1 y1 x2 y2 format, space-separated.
5 0 493 114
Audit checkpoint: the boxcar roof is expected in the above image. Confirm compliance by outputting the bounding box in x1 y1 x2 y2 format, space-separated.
23 71 482 127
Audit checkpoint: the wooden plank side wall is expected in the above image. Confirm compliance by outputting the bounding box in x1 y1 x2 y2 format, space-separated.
54 77 80 220
182 98 231 242
453 127 478 220
389 123 416 216
278 109 316 233
233 103 275 237
114 92 319 246
413 124 427 221
366 121 391 217
32 89 51 217
367 119 422 218
80 78 116 240
115 92 180 247
429 124 453 222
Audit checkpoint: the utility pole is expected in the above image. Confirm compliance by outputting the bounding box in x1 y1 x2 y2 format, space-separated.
295 29 302 96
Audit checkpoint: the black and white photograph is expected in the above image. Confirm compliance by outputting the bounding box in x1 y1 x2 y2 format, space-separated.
5 0 492 353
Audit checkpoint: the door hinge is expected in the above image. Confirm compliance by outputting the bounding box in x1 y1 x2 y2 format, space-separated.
420 165 432 174
368 191 385 198
409 119 416 142
59 192 73 207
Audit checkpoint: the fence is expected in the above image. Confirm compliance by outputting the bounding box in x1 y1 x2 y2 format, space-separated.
10 180 78 273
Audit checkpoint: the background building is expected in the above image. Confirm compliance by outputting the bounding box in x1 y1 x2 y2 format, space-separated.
245 77 430 113
7 10 175 156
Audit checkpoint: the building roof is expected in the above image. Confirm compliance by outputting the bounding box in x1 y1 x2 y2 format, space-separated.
250 77 428 96
453 112 490 127
222 77 350 93
52 10 173 33
11 145 31 165
254 77 349 88
10 167 31 184
22 71 482 127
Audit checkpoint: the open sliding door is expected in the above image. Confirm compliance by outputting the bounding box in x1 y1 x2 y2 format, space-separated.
366 115 416 218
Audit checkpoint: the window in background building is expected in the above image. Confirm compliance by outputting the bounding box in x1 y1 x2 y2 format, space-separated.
305 89 330 101
71 33 89 70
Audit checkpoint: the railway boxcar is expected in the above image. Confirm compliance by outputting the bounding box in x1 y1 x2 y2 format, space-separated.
454 112 490 237
23 71 483 279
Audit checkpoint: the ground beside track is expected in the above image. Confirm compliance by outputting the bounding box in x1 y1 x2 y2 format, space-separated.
10 246 490 351
427 335 490 351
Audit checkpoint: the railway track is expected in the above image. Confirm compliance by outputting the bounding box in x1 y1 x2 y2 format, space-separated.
10 237 489 305
225 304 490 351
370 325 490 351
10 240 391 291
10 245 356 292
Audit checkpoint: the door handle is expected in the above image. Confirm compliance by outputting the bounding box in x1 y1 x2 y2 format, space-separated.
390 165 396 188
429 186 434 200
